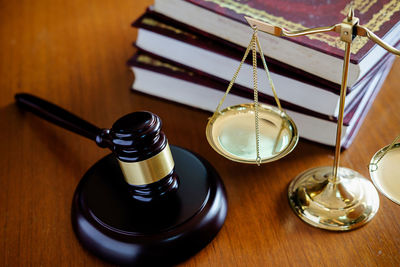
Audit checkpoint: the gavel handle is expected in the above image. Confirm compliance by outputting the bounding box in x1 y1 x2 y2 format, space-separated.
15 93 102 142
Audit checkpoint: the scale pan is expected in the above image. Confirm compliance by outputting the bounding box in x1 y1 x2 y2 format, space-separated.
369 143 400 205
206 103 298 164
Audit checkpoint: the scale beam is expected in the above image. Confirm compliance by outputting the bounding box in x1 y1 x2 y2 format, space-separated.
245 16 340 38
245 13 400 55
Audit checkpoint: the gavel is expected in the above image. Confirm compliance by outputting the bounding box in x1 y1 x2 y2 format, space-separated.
15 93 228 266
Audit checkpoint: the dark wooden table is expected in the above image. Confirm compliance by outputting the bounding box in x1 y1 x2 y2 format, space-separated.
1 0 400 266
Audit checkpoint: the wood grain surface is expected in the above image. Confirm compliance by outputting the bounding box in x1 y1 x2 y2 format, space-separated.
1 0 400 266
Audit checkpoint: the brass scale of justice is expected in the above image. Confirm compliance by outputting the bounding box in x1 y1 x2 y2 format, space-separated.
205 8 400 231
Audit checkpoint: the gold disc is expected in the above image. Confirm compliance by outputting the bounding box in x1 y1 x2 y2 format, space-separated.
206 103 298 164
369 143 400 205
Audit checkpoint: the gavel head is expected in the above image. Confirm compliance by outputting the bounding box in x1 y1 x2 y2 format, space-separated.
95 111 179 202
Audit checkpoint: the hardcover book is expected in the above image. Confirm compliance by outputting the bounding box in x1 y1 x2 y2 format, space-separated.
133 11 397 117
154 0 400 86
128 52 394 148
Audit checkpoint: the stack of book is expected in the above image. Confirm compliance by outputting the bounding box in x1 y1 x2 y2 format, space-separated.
129 0 400 148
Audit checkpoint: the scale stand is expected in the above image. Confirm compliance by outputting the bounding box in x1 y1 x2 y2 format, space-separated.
246 9 400 231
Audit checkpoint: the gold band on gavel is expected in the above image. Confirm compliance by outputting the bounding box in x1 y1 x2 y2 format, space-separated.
117 143 175 186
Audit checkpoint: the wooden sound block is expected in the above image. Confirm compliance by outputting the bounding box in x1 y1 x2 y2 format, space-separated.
71 145 228 266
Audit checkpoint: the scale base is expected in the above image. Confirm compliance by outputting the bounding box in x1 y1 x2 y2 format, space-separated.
288 166 379 231
71 146 227 266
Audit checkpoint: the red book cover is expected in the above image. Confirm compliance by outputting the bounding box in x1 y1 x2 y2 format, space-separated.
185 0 400 63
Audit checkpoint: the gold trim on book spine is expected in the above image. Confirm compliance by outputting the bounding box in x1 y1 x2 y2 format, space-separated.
142 17 197 39
118 143 175 186
137 54 194 75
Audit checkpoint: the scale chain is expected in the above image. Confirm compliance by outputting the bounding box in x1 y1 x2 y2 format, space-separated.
255 35 282 111
252 28 261 166
212 33 255 116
